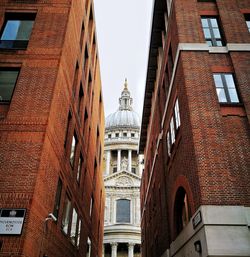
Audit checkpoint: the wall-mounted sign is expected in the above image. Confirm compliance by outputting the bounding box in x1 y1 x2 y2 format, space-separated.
192 211 202 229
0 209 26 235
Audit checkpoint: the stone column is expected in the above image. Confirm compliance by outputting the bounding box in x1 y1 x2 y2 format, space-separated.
111 242 118 257
106 150 111 175
117 149 121 171
102 245 105 257
128 149 132 172
128 243 135 257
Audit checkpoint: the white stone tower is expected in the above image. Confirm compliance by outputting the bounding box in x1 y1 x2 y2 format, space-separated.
103 79 143 257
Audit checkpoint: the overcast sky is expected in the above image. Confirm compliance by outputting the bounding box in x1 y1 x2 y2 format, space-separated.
93 0 154 118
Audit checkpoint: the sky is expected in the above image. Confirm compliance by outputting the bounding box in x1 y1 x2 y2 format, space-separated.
93 0 154 118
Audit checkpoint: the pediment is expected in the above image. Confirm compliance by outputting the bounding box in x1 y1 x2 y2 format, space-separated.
104 170 141 188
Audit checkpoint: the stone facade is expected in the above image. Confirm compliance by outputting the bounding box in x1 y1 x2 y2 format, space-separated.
103 81 143 257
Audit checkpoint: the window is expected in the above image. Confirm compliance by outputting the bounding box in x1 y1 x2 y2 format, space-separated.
0 69 19 103
113 167 117 173
87 237 91 257
77 155 83 183
132 167 136 174
70 208 78 245
76 220 81 247
61 196 71 234
53 178 62 219
201 17 224 46
89 196 93 216
131 133 135 137
115 132 119 137
0 13 35 49
174 187 191 235
70 134 77 167
64 111 72 148
170 117 175 144
123 132 127 137
174 99 181 129
213 73 239 103
108 134 111 139
244 14 250 32
116 199 130 223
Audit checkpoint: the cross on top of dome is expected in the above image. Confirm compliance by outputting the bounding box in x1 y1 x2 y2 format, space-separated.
119 78 133 111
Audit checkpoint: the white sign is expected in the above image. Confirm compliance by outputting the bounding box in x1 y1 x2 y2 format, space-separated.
0 209 26 235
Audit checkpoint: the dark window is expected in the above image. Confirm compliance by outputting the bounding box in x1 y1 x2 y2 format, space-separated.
244 14 250 32
113 167 117 173
115 132 119 137
201 17 224 46
174 187 191 235
131 133 135 137
213 73 239 103
0 13 35 49
61 195 72 234
108 134 111 139
123 132 127 137
64 111 72 148
76 220 81 247
70 134 77 167
132 167 136 174
53 178 62 219
116 199 130 223
0 69 19 103
78 83 84 117
168 45 174 81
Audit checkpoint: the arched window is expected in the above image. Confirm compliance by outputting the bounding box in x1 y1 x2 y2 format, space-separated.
116 199 130 223
174 187 191 235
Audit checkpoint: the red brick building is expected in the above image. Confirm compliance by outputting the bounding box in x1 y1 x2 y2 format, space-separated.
139 0 250 257
0 1 105 257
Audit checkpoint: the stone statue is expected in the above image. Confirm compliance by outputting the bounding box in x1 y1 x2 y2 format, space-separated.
121 157 128 170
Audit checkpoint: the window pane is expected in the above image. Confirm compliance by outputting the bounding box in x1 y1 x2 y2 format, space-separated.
213 74 223 88
53 178 62 218
206 40 212 46
210 18 218 27
0 70 19 102
62 197 71 234
70 135 76 166
213 28 221 38
228 89 239 103
1 20 34 41
170 117 175 144
216 40 222 46
77 220 81 247
204 28 211 38
216 88 227 103
247 21 250 32
116 199 130 223
77 156 82 182
224 74 235 88
201 18 208 27
70 208 78 245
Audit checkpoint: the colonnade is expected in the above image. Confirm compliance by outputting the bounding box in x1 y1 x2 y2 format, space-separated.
106 149 133 174
102 242 136 257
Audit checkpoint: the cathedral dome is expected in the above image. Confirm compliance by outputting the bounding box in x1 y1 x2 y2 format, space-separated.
106 109 140 129
105 79 140 129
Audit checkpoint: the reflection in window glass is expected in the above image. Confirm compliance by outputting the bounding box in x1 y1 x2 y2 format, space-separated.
213 73 239 103
0 70 19 102
70 135 77 167
70 208 78 245
61 196 71 234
